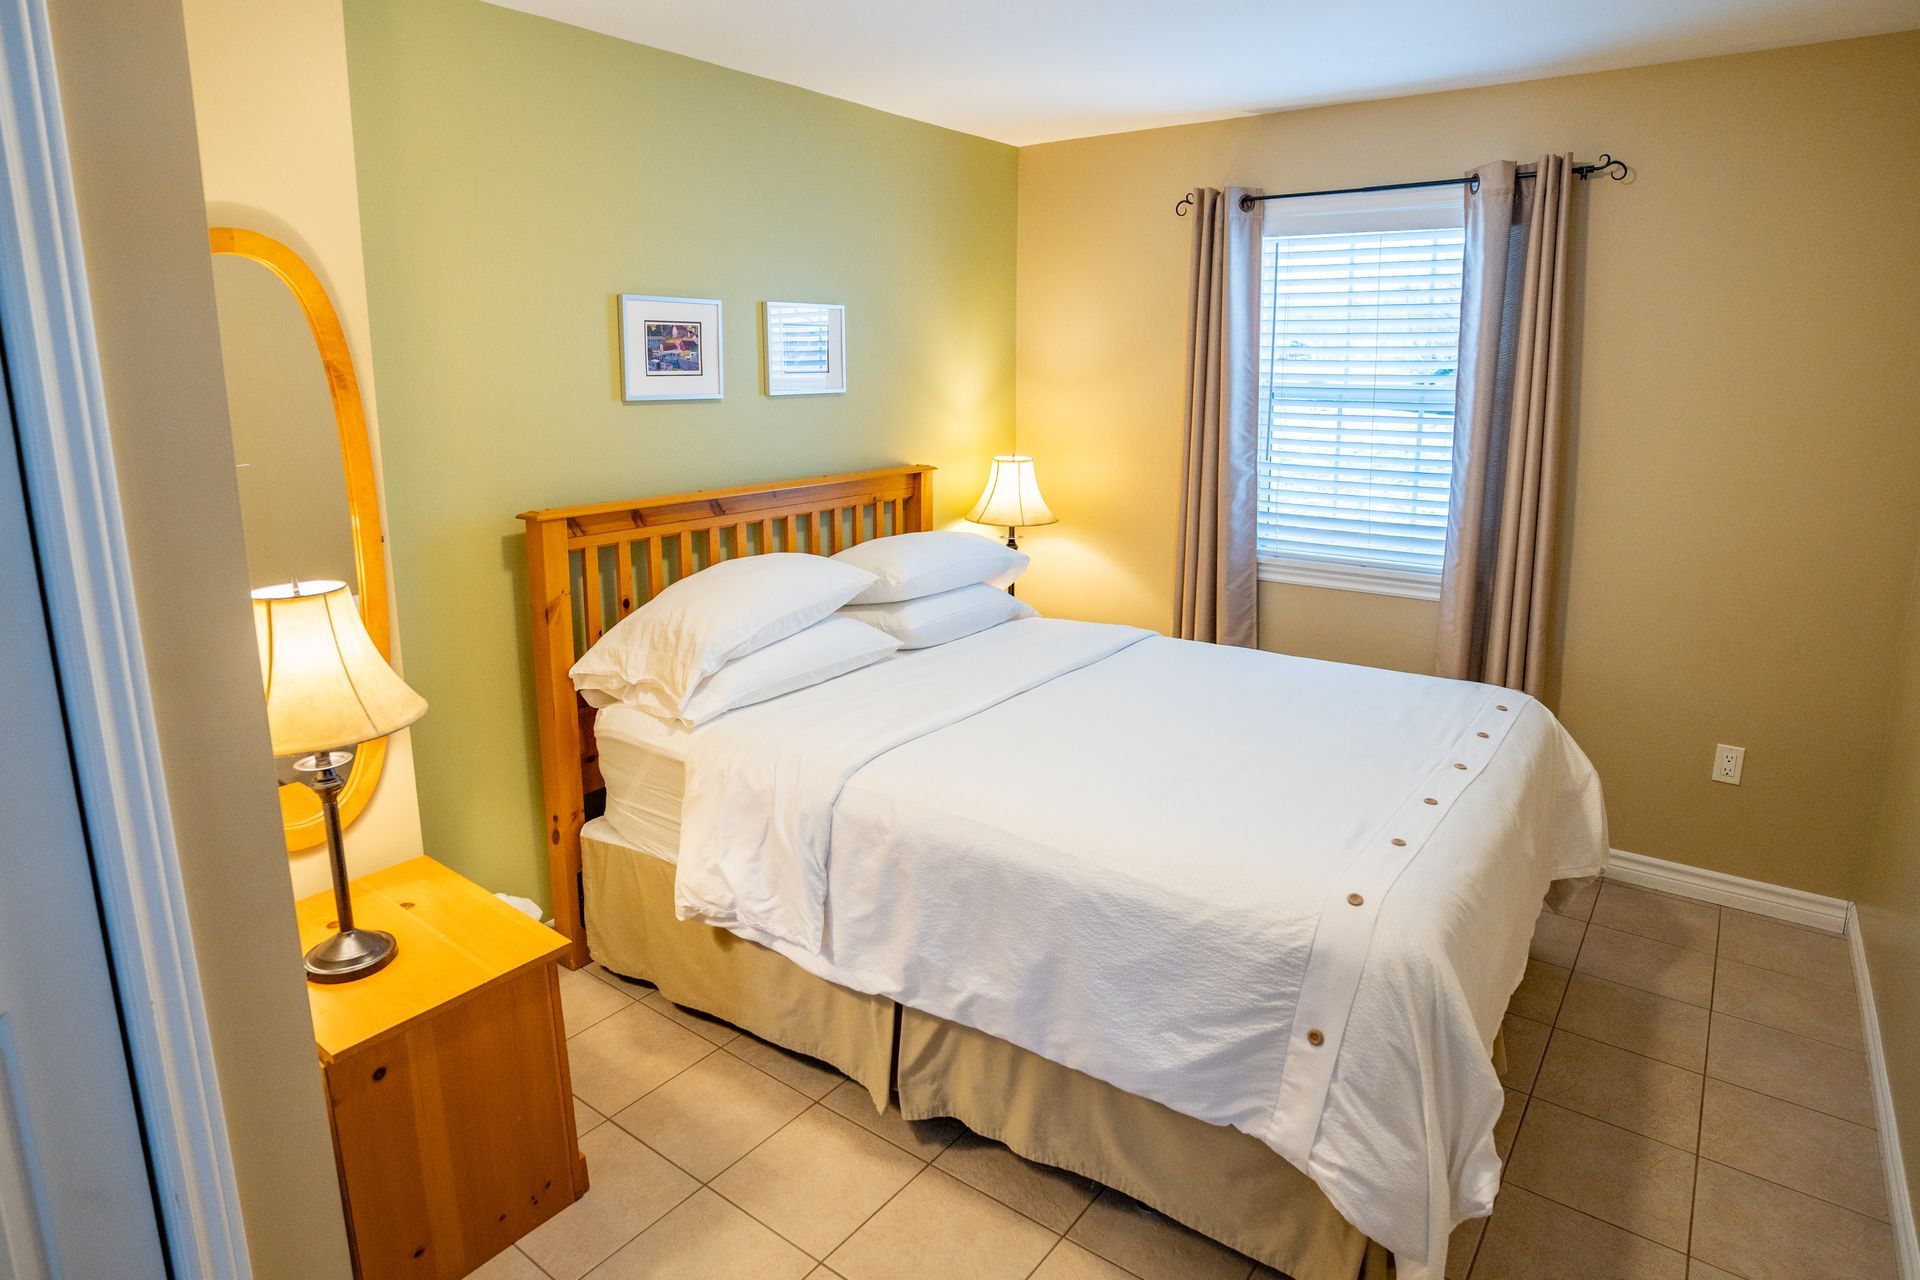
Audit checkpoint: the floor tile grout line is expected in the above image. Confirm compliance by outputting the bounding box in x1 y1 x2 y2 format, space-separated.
558 984 630 1039
1023 1235 1069 1280
938 1137 1143 1247
1706 1074 1882 1137
568 963 639 1005
1468 1076 1534 1280
1525 1061 1702 1155
696 1093 1040 1267
1701 980 1869 1054
515 1243 558 1280
1586 921 1717 957
1540 1020 1704 1078
1555 968 1716 1068
1499 1174 1690 1259
1062 1189 1237 1280
1693 1152 1899 1228
686 1086 832 1187
819 1158 945 1271
1589 882 1728 940
1485 913 1881 1272
1704 1006 1874 1074
1710 948 1858 994
1688 912 1720 1260
1510 903 1703 1260
582 1027 721 1129
589 1018 839 1168
699 1100 857 1262
1574 923 1716 1009
570 1177 702 1280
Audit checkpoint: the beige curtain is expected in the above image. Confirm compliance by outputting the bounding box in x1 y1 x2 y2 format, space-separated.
1435 156 1574 694
1174 186 1263 646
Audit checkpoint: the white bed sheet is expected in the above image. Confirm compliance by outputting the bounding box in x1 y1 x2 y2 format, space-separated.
664 618 1607 1277
594 704 693 861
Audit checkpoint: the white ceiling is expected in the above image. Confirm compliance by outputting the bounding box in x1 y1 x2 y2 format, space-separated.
482 0 1916 145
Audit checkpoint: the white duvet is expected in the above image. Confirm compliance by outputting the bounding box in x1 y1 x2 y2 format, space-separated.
671 618 1607 1275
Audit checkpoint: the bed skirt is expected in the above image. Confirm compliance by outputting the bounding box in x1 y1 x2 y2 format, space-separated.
896 1008 1388 1280
581 827 1388 1280
583 833 895 1108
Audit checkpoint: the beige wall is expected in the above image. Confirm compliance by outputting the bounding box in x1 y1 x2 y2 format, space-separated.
1016 32 1920 899
43 0 352 1274
182 0 426 895
344 0 1018 904
1861 545 1920 1228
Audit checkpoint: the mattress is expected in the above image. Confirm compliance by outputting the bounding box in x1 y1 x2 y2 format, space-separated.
593 703 692 860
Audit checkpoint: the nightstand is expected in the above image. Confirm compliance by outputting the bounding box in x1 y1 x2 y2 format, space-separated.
295 856 588 1280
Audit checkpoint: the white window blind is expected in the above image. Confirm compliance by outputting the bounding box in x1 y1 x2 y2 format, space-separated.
1256 188 1465 587
768 303 834 375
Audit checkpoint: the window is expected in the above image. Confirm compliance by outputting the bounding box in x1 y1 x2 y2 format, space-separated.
1256 187 1466 598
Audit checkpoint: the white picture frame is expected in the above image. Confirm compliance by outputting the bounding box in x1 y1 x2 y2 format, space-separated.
762 301 846 397
619 294 724 402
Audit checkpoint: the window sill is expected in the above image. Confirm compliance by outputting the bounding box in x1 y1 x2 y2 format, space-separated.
1256 557 1443 601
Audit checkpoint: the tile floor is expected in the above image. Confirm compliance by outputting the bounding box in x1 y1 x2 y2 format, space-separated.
471 878 1898 1280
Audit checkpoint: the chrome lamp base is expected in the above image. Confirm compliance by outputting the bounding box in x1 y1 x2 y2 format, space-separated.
296 748 398 984
304 925 396 983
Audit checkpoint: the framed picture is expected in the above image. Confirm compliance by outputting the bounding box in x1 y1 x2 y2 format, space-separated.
619 294 723 402
762 301 846 397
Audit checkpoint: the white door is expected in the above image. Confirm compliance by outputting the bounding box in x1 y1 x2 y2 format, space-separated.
0 368 170 1278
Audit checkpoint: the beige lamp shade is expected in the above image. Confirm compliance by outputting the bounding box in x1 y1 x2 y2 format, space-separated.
966 455 1058 529
252 580 427 757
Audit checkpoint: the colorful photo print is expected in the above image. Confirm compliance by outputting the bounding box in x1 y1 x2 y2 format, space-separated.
645 321 702 375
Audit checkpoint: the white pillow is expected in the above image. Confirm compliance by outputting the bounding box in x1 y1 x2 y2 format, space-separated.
659 616 900 724
570 553 876 714
839 582 1036 649
834 531 1029 604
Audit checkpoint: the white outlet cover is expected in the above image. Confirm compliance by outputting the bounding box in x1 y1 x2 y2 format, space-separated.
1712 744 1745 785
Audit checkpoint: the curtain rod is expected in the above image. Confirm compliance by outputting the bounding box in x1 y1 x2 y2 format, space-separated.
1173 154 1627 216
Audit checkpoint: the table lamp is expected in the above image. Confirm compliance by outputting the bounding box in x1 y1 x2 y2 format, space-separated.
966 455 1058 594
253 580 427 983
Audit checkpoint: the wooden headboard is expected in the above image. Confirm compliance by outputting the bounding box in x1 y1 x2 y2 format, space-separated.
518 465 935 966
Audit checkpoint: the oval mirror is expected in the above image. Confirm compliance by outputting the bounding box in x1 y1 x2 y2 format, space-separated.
210 228 393 854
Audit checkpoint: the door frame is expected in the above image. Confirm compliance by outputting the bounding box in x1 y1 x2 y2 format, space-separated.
0 0 251 1276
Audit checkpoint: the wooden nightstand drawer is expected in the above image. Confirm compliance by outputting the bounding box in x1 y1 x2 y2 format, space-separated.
299 858 588 1280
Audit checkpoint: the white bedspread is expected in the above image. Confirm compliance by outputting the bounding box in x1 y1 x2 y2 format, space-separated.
673 619 1607 1274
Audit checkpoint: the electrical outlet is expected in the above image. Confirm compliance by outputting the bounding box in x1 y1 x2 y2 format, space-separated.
1712 744 1745 786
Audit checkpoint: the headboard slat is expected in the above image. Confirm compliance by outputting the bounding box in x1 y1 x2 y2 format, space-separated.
581 545 605 645
519 465 934 967
615 541 635 618
645 537 664 601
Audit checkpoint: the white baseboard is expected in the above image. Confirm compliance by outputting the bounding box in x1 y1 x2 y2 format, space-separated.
1849 905 1920 1280
1603 847 1849 934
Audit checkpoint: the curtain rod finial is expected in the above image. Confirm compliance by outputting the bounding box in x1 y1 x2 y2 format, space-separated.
1579 154 1629 182
1174 191 1194 217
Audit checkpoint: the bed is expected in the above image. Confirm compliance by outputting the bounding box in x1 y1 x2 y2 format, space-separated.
519 466 1607 1279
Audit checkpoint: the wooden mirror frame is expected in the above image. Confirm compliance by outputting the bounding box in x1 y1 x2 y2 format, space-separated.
210 227 394 853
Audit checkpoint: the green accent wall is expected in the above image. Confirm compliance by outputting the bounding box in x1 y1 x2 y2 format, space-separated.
342 0 1017 903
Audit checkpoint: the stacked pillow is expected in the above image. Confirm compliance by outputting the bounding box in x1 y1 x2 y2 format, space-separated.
570 553 897 726
832 531 1035 648
568 533 1038 727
